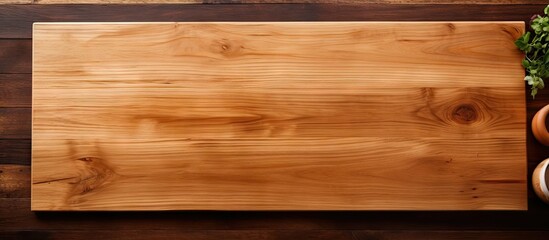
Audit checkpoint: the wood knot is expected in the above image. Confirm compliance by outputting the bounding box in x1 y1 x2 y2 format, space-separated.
501 25 523 40
77 157 96 162
447 23 456 32
211 39 244 58
452 104 478 124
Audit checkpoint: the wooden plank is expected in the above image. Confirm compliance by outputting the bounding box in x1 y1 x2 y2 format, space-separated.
1 230 548 240
31 87 525 139
31 137 526 210
0 4 546 39
0 74 31 107
0 165 30 198
24 0 549 4
34 0 201 3
33 0 201 3
0 0 32 4
0 40 31 74
32 22 526 210
0 108 31 139
352 231 549 240
205 0 549 3
0 230 352 240
0 40 31 73
0 230 348 240
0 140 31 165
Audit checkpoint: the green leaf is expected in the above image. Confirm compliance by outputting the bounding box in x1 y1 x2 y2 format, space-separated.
525 76 534 85
523 59 531 67
515 32 531 51
533 24 542 34
542 69 549 79
515 41 527 51
517 5 549 99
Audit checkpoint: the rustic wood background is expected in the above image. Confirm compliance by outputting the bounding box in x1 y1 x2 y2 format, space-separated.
3 1 549 4
1 2 549 239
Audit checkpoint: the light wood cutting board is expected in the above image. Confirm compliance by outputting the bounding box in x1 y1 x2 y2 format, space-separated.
32 22 527 211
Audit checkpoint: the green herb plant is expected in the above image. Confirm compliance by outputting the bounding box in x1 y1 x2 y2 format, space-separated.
515 5 549 98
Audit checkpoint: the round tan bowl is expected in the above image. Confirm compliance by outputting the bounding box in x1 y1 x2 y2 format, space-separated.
532 105 549 146
533 158 549 204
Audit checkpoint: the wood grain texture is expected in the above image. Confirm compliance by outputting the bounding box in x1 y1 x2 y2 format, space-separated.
17 0 549 4
0 230 353 240
34 0 201 3
1 4 546 39
0 40 31 73
0 108 31 139
32 22 526 211
0 165 30 198
0 0 32 4
0 140 31 165
1 230 549 240
203 0 549 3
0 74 31 107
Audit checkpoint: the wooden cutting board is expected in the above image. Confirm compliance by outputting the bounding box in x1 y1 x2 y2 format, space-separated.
32 22 527 211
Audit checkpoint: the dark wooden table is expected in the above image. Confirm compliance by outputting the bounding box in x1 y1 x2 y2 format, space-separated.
1 3 549 239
